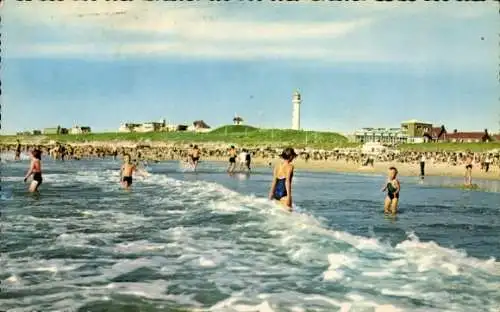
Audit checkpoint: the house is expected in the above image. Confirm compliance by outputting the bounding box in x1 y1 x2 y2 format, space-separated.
118 123 142 133
400 119 433 143
233 115 244 125
33 130 42 135
189 120 211 132
423 125 447 142
136 122 164 133
70 125 91 134
43 126 67 135
445 129 492 143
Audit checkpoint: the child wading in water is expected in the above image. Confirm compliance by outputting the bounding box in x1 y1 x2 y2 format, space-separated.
24 149 43 193
382 166 400 215
120 154 149 190
268 147 297 211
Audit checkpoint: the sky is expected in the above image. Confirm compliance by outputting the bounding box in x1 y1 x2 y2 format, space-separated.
2 0 499 135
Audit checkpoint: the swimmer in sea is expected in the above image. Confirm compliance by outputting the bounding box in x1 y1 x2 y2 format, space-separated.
464 153 473 186
268 147 297 211
382 166 400 215
120 154 148 190
191 145 200 171
228 145 237 173
15 139 22 161
23 149 43 193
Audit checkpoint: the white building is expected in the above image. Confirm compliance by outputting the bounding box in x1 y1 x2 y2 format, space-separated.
354 127 407 144
70 125 91 134
292 90 301 130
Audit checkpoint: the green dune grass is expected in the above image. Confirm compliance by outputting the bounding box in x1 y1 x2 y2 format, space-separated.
1 125 352 149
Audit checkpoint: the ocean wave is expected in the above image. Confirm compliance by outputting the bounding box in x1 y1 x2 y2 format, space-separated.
1 166 499 312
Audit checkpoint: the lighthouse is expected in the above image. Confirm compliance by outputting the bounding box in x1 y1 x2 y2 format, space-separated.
292 90 301 130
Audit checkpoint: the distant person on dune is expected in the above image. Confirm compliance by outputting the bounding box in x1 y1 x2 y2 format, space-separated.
24 149 43 193
120 154 149 190
268 147 297 211
15 139 21 161
382 166 400 215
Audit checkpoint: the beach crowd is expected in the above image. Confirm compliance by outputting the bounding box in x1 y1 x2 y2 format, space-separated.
3 141 499 173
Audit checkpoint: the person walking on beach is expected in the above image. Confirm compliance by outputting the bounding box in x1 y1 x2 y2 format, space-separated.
382 167 400 215
120 154 149 190
464 153 473 186
245 149 252 171
23 149 43 193
268 147 297 211
419 153 426 179
227 145 237 173
484 154 491 173
15 139 22 161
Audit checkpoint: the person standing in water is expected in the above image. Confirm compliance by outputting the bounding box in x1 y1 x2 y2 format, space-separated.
23 149 43 193
191 145 200 171
268 147 297 211
120 154 148 190
227 145 237 173
464 153 473 186
187 144 194 166
15 139 22 161
382 166 400 215
419 153 426 180
245 149 252 171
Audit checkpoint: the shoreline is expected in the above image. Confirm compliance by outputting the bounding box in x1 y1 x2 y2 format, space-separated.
199 157 500 181
3 140 499 181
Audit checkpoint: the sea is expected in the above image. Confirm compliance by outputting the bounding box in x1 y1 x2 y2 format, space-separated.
1 153 500 312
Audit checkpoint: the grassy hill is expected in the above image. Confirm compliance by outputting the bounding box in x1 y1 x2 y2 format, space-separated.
0 125 351 148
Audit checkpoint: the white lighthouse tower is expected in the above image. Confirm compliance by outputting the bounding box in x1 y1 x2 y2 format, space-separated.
292 90 301 130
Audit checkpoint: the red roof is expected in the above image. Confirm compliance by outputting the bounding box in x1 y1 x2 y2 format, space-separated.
446 132 485 140
430 127 442 137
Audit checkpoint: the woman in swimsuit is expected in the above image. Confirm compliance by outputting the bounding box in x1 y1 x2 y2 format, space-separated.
24 149 43 193
382 166 400 215
268 147 297 211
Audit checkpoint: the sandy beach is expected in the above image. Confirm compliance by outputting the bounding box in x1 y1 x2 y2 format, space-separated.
201 156 500 181
3 140 499 181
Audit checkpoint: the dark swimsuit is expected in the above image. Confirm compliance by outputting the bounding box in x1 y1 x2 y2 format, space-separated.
273 172 293 200
192 157 199 162
122 176 133 186
387 182 399 200
229 156 236 163
466 164 472 170
33 172 43 185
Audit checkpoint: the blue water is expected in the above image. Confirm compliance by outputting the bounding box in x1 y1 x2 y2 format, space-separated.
1 155 500 312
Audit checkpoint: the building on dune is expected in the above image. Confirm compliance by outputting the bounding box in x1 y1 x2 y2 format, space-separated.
70 125 92 134
354 127 407 144
189 120 211 132
43 126 68 135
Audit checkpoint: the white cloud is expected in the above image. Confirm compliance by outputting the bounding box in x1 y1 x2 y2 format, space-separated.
4 1 497 63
